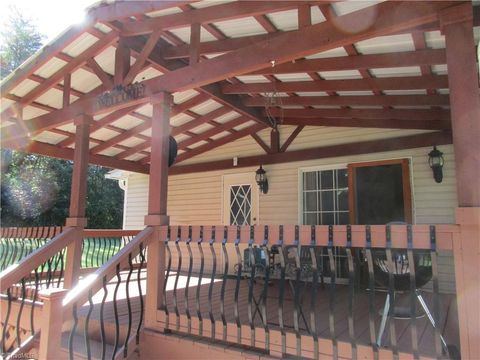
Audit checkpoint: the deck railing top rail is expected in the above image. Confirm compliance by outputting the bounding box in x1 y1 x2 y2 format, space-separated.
160 224 458 251
0 227 77 293
62 226 153 309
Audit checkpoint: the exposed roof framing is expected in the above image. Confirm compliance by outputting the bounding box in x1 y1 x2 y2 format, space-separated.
1 1 477 173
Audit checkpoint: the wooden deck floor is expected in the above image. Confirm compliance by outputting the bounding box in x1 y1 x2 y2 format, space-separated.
76 270 460 358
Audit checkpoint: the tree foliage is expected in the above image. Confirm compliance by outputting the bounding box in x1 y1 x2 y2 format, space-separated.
0 8 124 229
0 6 44 78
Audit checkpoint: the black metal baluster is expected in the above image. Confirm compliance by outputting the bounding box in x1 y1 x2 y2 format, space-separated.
100 276 108 360
136 243 145 344
69 303 78 360
220 226 231 341
58 248 65 288
365 226 379 360
173 227 182 331
91 237 98 268
293 227 302 357
310 226 319 360
233 227 242 343
247 226 256 347
96 238 102 267
16 278 27 347
385 225 398 359
45 252 54 288
124 253 134 357
277 225 287 356
328 225 338 360
196 226 204 336
163 229 172 331
406 225 419 359
2 288 12 353
84 237 91 268
430 226 444 358
112 263 121 360
10 232 18 266
30 269 40 336
84 289 94 360
346 225 357 360
208 227 217 339
185 226 193 334
261 225 270 351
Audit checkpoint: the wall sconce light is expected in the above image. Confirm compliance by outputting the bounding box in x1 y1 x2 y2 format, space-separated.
428 146 444 183
255 165 269 194
168 136 177 167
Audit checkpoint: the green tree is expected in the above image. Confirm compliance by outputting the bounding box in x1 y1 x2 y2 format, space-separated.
0 6 44 78
0 8 124 229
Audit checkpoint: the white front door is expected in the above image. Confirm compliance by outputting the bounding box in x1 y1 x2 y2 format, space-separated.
223 173 259 225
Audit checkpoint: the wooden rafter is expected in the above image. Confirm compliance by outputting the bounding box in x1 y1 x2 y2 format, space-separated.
250 48 446 75
223 75 449 94
171 107 231 136
86 58 114 89
244 94 450 107
281 117 451 130
266 108 450 121
19 31 119 106
120 1 311 36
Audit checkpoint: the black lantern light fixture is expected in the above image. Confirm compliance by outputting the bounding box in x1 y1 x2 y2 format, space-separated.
168 136 178 167
255 165 269 194
428 146 444 183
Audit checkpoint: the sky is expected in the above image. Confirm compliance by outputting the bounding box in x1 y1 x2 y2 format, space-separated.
0 0 97 45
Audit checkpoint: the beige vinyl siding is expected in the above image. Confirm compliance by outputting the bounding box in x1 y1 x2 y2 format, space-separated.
122 126 457 293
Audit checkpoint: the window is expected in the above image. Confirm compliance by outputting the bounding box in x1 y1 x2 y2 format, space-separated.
302 168 349 225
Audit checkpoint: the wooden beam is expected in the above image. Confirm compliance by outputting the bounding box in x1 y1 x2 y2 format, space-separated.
280 125 304 152
175 123 267 163
170 131 453 175
244 94 450 107
171 93 210 116
189 23 201 65
114 38 131 86
123 31 163 85
250 48 447 75
223 75 449 94
281 117 451 130
19 31 118 106
120 1 310 36
1 139 148 173
270 128 280 153
63 74 71 108
251 132 272 154
115 141 151 160
267 108 450 121
177 116 247 150
86 58 114 89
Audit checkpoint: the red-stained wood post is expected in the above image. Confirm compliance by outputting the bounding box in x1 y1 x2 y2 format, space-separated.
38 288 69 360
440 4 480 360
63 114 92 289
144 92 172 329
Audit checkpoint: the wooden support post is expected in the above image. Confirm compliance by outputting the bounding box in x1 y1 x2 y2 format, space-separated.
189 23 201 65
440 4 480 360
62 74 71 109
270 127 280 153
64 114 92 289
441 4 480 207
144 92 172 330
114 38 131 86
38 288 69 360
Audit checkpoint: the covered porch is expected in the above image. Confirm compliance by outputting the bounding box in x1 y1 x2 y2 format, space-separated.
1 1 479 360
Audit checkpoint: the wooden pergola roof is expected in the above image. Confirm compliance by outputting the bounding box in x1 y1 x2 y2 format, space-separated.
1 1 479 174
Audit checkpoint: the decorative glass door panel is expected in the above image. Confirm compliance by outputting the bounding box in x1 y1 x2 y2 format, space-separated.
229 185 252 225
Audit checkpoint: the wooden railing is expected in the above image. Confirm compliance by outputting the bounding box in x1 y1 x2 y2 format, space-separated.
155 224 460 360
0 227 141 357
61 227 153 359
